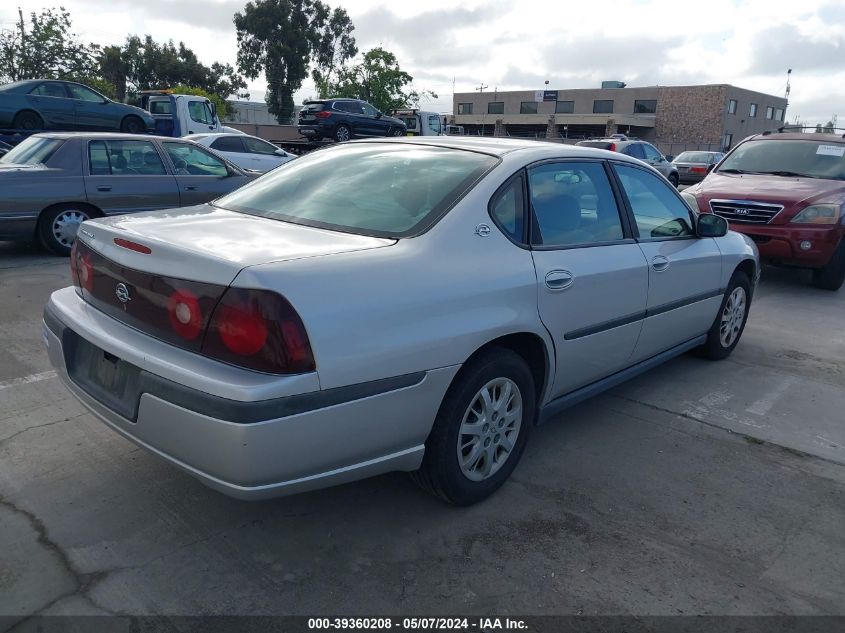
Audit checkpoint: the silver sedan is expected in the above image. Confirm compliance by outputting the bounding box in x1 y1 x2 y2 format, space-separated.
44 138 759 505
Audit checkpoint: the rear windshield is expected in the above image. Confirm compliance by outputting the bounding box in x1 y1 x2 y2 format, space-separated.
718 139 845 181
0 136 64 165
675 151 718 163
215 143 498 237
577 141 613 149
301 103 325 113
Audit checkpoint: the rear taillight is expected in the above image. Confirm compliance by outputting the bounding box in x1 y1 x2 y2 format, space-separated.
70 241 80 289
690 166 708 174
201 288 315 375
314 110 331 119
78 251 94 292
167 289 203 340
609 143 617 152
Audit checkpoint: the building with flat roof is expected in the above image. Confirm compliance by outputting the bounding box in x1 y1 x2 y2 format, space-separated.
451 83 788 153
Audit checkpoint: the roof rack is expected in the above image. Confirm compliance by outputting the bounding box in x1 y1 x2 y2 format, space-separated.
774 125 845 137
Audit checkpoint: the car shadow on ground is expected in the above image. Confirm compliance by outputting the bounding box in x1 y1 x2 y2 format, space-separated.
0 240 59 269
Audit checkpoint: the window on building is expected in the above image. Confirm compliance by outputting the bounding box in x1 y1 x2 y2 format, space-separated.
555 100 574 114
765 106 774 120
634 99 657 114
488 101 504 114
520 101 538 114
728 99 737 115
723 133 733 152
775 108 784 121
749 103 758 117
593 100 614 114
457 103 473 115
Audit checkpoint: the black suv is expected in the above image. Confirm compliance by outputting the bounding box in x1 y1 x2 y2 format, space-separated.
298 98 407 142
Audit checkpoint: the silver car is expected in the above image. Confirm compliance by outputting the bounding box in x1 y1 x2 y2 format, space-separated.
44 138 759 505
0 132 254 255
577 138 680 187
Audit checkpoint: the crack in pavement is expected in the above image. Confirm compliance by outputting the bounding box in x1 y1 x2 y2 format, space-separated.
0 415 85 446
0 496 120 628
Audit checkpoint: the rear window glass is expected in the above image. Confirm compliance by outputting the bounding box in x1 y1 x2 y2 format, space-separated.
302 103 325 112
215 143 498 237
148 100 172 115
0 136 64 165
719 139 845 181
577 141 613 149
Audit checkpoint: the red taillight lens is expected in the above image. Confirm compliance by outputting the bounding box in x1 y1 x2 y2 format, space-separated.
202 288 315 374
167 289 203 340
70 241 80 288
78 253 94 292
114 238 152 254
690 166 708 174
314 110 331 119
609 143 617 152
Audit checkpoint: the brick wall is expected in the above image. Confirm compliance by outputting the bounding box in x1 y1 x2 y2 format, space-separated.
655 85 727 144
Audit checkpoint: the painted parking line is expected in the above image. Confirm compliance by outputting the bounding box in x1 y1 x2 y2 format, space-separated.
0 370 57 391
746 376 796 416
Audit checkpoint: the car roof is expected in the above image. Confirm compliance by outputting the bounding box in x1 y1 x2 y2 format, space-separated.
749 131 845 144
352 136 648 164
32 132 184 142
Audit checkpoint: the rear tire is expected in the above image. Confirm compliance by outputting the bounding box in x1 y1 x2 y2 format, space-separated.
696 271 751 360
38 204 95 256
13 110 43 131
411 348 535 505
668 173 679 188
391 128 404 137
811 243 845 291
334 124 351 142
120 116 145 134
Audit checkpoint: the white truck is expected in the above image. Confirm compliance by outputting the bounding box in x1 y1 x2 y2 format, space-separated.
141 91 241 137
391 109 446 136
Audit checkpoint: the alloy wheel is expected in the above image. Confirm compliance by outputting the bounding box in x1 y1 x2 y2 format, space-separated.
52 210 89 248
457 377 522 482
719 286 747 348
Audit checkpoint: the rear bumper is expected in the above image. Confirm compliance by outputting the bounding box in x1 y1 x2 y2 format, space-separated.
44 288 458 500
298 124 328 137
728 223 843 268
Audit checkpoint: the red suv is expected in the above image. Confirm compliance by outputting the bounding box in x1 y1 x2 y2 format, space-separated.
683 132 845 290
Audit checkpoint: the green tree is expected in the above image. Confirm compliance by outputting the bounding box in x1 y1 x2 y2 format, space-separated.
331 48 436 114
234 0 354 124
0 7 99 83
310 6 357 98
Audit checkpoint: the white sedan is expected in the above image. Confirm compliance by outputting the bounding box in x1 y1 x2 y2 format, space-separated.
44 138 758 505
189 132 295 172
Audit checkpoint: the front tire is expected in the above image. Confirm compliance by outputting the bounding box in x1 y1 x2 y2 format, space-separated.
334 124 351 142
668 173 679 188
412 348 535 505
697 271 751 360
38 205 94 256
812 243 845 291
120 116 145 134
391 127 404 137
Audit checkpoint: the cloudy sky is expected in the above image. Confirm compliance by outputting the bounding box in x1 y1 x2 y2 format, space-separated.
3 0 843 125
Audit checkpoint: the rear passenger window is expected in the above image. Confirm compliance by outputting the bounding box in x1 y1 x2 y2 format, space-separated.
623 144 645 159
489 176 525 242
211 136 245 153
528 162 624 247
614 164 693 238
88 140 166 176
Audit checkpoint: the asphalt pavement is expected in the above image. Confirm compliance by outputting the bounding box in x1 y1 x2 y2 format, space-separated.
1 240 843 620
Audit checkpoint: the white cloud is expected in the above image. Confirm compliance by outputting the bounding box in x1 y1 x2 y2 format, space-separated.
3 0 842 124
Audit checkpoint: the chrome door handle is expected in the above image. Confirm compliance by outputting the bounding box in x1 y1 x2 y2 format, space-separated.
545 270 574 290
96 186 111 192
651 255 670 272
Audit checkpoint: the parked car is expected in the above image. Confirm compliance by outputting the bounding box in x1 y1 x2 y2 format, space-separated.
0 79 155 133
298 98 407 142
44 137 758 504
673 151 725 184
0 132 254 255
0 140 10 156
683 131 845 290
576 137 680 187
189 133 295 172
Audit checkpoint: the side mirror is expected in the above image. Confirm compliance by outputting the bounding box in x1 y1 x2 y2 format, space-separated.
375 111 383 119
209 101 217 120
274 148 286 156
697 213 728 238
665 154 674 162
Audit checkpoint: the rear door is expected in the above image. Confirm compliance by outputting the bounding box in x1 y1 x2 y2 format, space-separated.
611 162 723 362
525 160 649 397
161 140 248 205
84 139 180 214
641 142 672 178
208 135 249 169
67 83 114 130
25 82 75 128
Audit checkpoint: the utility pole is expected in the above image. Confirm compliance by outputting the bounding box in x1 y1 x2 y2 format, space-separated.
18 7 26 81
784 68 792 126
475 83 488 93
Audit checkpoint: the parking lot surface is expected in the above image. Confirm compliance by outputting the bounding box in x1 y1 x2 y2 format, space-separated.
1 240 844 619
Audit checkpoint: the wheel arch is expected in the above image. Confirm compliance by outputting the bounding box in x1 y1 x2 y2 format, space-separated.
35 201 103 237
13 108 44 127
460 331 552 423
735 258 757 293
